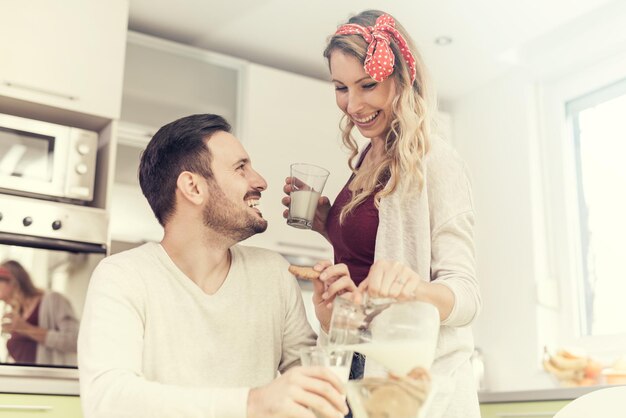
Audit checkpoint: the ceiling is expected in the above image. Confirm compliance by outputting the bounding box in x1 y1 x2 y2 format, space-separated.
128 0 626 102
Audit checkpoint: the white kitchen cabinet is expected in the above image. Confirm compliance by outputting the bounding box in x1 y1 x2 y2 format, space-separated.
0 0 128 120
110 32 246 244
110 141 164 244
119 31 245 138
240 63 353 262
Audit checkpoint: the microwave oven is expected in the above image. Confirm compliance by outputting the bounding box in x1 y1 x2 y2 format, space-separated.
0 113 98 203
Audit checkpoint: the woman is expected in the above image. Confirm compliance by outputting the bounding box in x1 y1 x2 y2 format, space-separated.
283 10 481 418
0 260 79 366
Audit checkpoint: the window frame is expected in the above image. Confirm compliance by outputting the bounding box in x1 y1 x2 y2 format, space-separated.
565 78 626 336
535 53 626 359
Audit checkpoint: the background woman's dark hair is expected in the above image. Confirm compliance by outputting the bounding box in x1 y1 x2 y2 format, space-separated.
138 114 231 226
1 260 40 298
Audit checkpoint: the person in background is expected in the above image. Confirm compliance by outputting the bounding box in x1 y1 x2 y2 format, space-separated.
78 114 348 418
282 10 482 418
0 259 79 366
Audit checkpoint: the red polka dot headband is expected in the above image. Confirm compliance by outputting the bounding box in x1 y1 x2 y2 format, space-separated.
0 267 13 280
335 14 417 84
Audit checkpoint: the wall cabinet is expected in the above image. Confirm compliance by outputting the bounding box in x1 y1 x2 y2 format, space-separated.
110 143 164 244
239 63 354 262
0 0 128 120
111 32 245 244
480 400 569 418
0 393 81 418
119 31 243 136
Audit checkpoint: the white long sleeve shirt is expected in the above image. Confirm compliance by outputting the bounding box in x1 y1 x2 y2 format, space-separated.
78 243 316 418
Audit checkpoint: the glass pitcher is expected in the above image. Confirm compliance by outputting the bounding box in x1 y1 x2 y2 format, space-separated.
328 296 440 418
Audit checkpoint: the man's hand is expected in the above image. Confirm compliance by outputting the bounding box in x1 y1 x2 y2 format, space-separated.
247 366 348 418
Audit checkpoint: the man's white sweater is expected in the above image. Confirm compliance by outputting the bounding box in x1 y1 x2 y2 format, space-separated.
78 243 316 418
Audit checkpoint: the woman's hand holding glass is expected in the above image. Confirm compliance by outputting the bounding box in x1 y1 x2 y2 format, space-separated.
282 177 331 238
1 309 30 335
1 300 20 336
1 309 15 335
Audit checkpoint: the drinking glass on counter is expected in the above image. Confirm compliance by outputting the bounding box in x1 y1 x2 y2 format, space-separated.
328 297 440 418
287 163 329 229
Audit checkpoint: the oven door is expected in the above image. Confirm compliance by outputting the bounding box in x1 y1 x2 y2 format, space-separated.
0 244 106 369
0 114 70 201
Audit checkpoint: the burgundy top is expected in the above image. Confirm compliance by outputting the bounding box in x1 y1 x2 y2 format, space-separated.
7 300 40 364
326 146 381 286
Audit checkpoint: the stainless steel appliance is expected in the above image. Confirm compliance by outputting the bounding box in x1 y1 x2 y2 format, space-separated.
0 193 108 377
0 113 98 203
0 194 107 254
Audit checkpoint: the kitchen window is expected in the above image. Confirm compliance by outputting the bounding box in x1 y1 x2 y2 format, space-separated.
536 60 626 358
565 78 626 337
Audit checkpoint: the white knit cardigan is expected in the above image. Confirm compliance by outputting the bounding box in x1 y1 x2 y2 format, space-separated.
371 135 482 418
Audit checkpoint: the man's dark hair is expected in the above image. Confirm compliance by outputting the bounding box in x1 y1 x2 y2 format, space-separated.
138 114 231 226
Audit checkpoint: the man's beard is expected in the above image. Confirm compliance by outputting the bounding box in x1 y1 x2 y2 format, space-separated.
202 181 268 242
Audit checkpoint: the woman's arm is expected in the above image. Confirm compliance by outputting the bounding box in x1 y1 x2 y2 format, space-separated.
1 313 48 343
40 293 80 352
429 210 482 327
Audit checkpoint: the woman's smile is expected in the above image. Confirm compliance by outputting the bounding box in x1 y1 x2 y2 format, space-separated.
352 110 380 127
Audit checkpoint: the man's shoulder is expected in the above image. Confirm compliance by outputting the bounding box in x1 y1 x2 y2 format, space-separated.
232 244 293 283
85 243 163 301
93 242 159 279
106 242 157 262
233 244 287 264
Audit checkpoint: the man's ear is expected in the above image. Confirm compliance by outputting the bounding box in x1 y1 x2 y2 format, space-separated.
176 171 204 205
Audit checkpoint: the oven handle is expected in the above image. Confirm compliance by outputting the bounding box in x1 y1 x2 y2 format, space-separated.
0 232 106 254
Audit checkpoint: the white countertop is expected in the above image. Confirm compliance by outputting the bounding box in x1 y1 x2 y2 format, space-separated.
479 384 624 403
1 365 622 403
0 365 79 395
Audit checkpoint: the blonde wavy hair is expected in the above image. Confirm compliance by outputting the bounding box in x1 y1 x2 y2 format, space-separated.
324 10 436 223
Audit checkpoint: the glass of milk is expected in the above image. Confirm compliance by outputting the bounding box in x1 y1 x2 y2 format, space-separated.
300 346 352 417
287 163 329 229
300 346 353 383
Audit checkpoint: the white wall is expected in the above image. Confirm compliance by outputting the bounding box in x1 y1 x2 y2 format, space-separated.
449 0 626 390
450 69 552 391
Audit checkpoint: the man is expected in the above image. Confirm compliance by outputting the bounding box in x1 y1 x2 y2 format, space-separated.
78 114 348 418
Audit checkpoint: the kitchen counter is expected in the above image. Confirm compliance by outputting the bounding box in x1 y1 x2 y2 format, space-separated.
0 365 79 395
479 384 623 403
